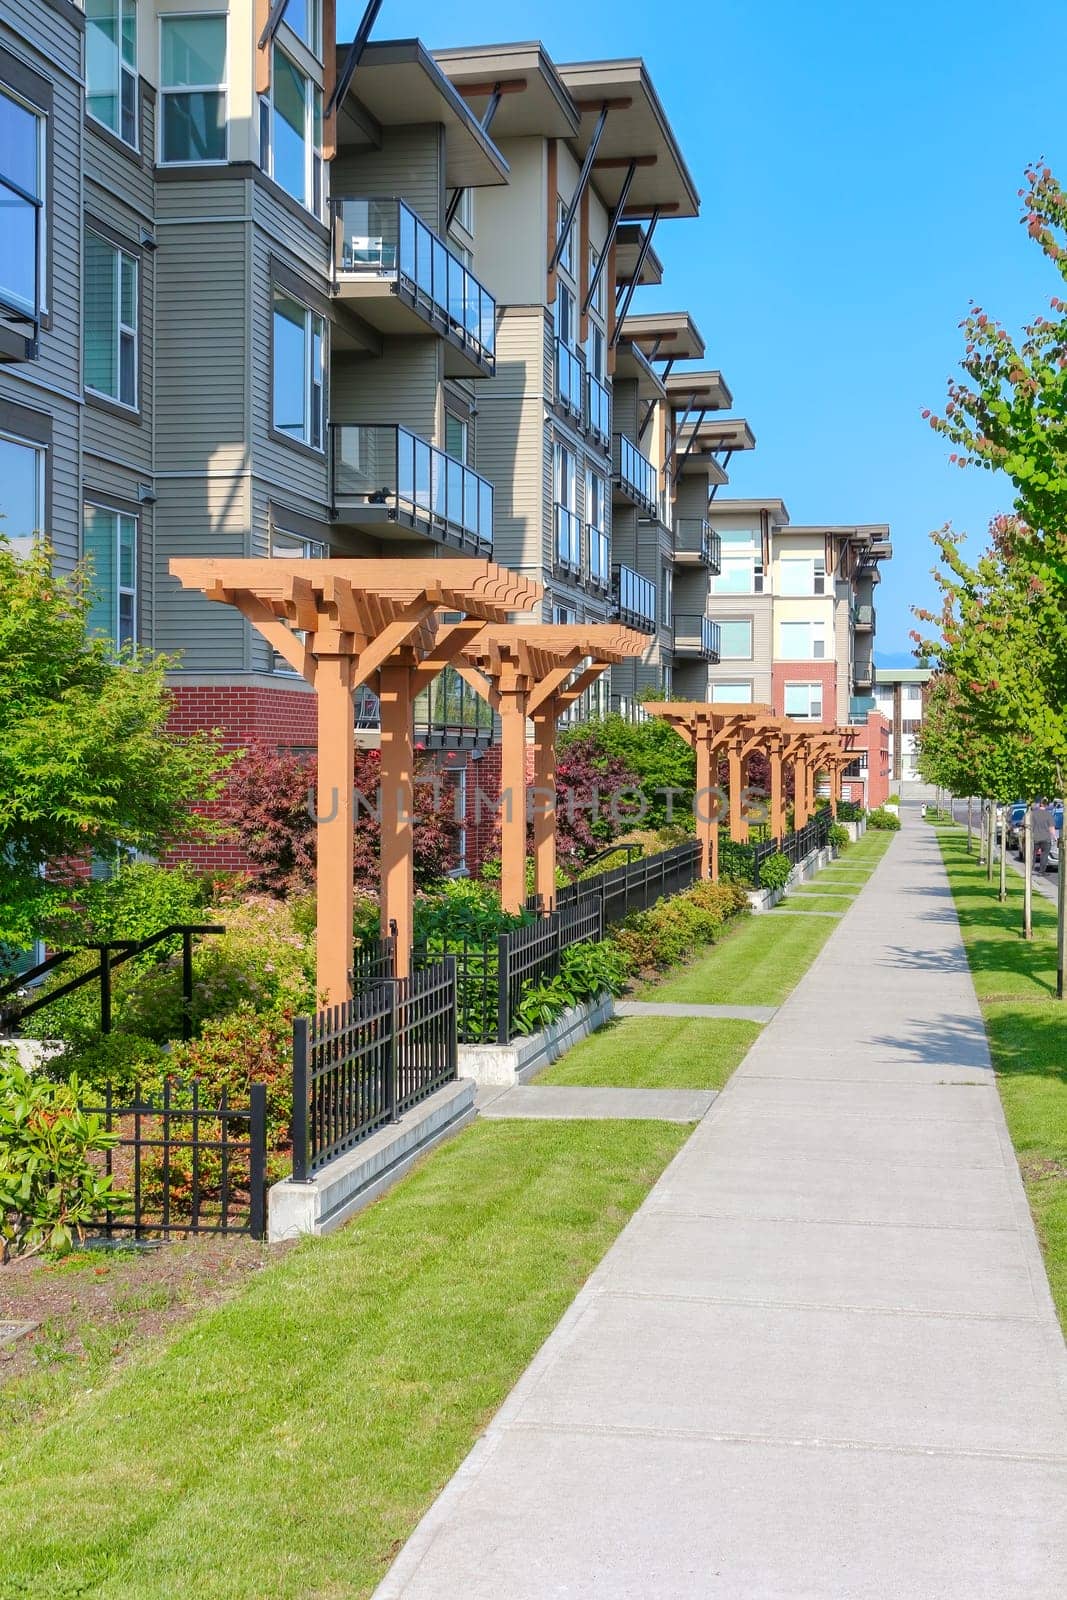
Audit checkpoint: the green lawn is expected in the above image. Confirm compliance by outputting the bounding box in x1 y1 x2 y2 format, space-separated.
772 894 854 912
937 830 1067 1329
536 1014 762 1089
0 1120 687 1600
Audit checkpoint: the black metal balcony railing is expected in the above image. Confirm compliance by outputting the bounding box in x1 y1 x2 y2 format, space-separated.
674 518 722 573
586 371 610 445
415 665 494 748
854 659 874 689
613 563 657 633
332 424 493 556
333 196 496 365
555 504 582 574
587 525 610 591
853 602 876 630
613 433 658 515
673 614 722 661
555 337 584 421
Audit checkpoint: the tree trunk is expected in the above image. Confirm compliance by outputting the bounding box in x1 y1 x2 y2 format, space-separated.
986 801 995 882
1023 807 1033 942
999 803 1008 904
968 795 974 855
1059 795 1066 1000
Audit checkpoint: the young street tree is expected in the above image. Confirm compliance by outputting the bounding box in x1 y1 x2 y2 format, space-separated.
0 539 227 957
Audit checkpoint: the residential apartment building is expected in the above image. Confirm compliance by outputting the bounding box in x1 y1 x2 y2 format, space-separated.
873 667 932 783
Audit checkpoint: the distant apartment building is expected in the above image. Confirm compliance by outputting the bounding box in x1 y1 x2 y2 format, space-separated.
873 668 932 783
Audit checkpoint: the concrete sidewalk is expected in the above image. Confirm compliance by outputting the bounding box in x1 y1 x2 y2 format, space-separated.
375 802 1067 1599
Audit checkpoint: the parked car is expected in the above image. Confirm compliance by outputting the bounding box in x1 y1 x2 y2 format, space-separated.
1005 802 1064 858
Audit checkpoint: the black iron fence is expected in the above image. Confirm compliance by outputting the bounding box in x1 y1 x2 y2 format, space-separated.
0 924 225 1040
87 1079 268 1241
292 956 458 1179
750 811 834 886
552 839 701 925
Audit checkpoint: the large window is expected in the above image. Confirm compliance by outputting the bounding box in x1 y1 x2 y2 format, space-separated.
160 14 227 165
281 0 322 55
779 619 826 659
718 619 752 659
779 555 826 596
269 46 323 214
84 504 137 648
0 434 44 556
444 411 468 464
86 0 138 147
661 563 673 628
555 196 575 276
784 681 823 720
0 89 45 321
711 681 753 704
554 440 580 570
84 231 138 409
272 288 324 449
712 528 762 595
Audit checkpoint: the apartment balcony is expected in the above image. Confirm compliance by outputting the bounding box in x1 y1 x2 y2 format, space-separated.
672 615 721 662
853 602 876 632
415 665 494 750
612 433 658 517
854 659 874 691
331 424 493 556
332 197 496 378
673 518 722 572
586 371 610 448
0 176 40 362
587 525 611 595
555 503 582 577
555 337 585 424
612 563 657 633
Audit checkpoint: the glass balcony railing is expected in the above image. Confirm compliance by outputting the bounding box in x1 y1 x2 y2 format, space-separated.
555 337 584 420
555 503 582 573
674 518 722 572
613 433 658 514
673 615 722 661
586 371 610 444
613 563 657 633
414 665 494 749
333 196 496 365
332 424 493 556
587 525 610 590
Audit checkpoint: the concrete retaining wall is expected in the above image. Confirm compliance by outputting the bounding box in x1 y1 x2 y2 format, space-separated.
748 844 838 912
457 993 616 1088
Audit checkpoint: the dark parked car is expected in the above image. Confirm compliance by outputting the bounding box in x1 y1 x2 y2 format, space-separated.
1005 802 1063 862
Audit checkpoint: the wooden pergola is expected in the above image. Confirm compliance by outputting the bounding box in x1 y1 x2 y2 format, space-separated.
643 704 776 878
458 624 650 911
169 559 542 1001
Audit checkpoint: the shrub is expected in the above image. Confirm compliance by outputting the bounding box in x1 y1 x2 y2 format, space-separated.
887 793 901 805
511 939 628 1036
828 823 850 851
612 880 748 975
413 878 529 945
756 852 792 893
49 1033 167 1100
167 1004 292 1151
0 1055 128 1259
867 808 901 831
718 839 757 886
836 800 865 822
43 862 208 954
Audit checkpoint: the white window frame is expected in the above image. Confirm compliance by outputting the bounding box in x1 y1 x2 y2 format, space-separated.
267 43 323 217
444 410 468 465
555 279 576 348
588 244 604 315
84 231 139 411
783 681 823 720
158 12 229 168
661 563 673 628
83 500 138 649
279 0 323 58
86 0 139 150
555 196 575 277
779 619 826 660
0 86 48 321
0 430 46 557
272 288 325 452
718 618 753 659
779 556 816 596
711 681 753 704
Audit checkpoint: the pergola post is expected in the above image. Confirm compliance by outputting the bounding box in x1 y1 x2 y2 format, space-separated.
768 737 785 840
316 655 356 1005
498 685 529 914
530 709 557 910
378 663 415 976
728 738 746 842
695 724 714 878
830 758 842 819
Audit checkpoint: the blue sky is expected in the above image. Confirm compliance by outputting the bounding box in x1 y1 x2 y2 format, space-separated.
337 0 1062 662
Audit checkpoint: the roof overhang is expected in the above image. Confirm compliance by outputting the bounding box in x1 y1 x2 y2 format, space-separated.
621 310 705 361
614 222 664 287
613 337 666 398
665 370 733 411
557 60 700 219
707 497 790 524
675 418 756 454
336 40 510 189
433 42 580 140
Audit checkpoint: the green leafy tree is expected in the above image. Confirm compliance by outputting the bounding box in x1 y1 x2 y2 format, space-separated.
0 539 228 957
561 714 696 830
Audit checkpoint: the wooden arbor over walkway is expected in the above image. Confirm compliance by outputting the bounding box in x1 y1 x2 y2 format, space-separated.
170 559 543 1002
457 625 649 913
644 704 854 879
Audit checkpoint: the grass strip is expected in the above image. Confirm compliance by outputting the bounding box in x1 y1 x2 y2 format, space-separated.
0 1119 687 1600
936 829 1067 1330
536 1015 762 1090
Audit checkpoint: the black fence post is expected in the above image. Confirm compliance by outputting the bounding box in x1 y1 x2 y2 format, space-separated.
444 954 459 1081
181 928 194 1042
386 978 400 1122
248 1082 268 1240
291 1016 310 1182
496 931 510 1045
99 944 112 1035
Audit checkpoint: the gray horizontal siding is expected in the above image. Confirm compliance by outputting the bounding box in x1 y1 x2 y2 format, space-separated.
331 336 439 442
153 474 251 673
250 227 330 504
84 89 155 222
3 1 81 80
331 124 445 233
472 306 547 576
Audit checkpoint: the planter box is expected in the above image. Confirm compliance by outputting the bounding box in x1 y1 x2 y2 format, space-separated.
884 803 899 818
457 992 616 1089
748 844 837 912
843 817 867 843
268 1079 476 1241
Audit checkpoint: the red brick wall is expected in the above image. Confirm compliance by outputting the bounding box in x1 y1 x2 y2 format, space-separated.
771 661 838 719
845 712 891 810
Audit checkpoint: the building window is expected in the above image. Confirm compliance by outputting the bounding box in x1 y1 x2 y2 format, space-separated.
779 619 826 659
553 603 577 626
555 280 576 347
553 440 580 570
272 288 324 449
784 681 823 720
661 563 673 628
451 186 473 234
555 196 575 276
84 232 138 409
0 89 45 322
0 433 45 556
779 555 825 596
904 682 923 705
588 245 604 315
711 681 753 704
269 45 323 214
160 13 227 165
281 0 322 56
712 529 760 595
718 619 752 659
86 0 138 147
84 503 137 648
586 319 606 382
445 411 468 464
586 469 608 584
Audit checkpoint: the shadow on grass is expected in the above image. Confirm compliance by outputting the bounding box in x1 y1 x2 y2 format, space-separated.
983 1004 1067 1091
